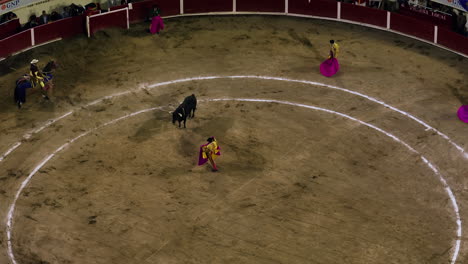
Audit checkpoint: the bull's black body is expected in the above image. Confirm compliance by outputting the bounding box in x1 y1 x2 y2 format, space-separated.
172 94 197 128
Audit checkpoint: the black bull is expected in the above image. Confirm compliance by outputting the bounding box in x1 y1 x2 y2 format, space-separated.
172 94 197 128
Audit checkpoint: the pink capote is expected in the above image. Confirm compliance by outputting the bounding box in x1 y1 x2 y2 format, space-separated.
457 105 468 123
150 16 164 34
198 142 221 166
320 58 340 77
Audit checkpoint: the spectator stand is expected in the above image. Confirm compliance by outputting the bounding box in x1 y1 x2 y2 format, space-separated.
1 0 468 61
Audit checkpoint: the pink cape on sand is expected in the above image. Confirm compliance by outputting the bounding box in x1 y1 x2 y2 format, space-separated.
457 105 468 123
150 16 164 34
320 58 340 77
198 143 221 166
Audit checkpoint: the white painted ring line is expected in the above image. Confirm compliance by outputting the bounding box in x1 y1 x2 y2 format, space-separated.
5 99 461 264
6 106 164 264
1 76 466 164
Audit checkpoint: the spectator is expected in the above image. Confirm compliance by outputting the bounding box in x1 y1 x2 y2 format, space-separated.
9 12 17 20
451 9 459 32
50 11 63 21
62 7 70 18
39 10 49 24
0 13 8 23
85 2 101 16
23 15 39 29
108 0 117 7
465 12 468 36
457 10 467 34
0 12 17 23
69 3 85 16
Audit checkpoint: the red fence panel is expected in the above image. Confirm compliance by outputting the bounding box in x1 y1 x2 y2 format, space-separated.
0 30 31 58
438 27 468 55
390 13 434 42
341 3 387 27
236 0 285 12
183 0 232 13
289 0 337 18
0 18 20 40
34 15 86 45
89 9 128 36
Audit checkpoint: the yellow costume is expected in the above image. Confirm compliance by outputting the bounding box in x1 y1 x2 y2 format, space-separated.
30 60 45 89
202 139 220 160
328 42 339 59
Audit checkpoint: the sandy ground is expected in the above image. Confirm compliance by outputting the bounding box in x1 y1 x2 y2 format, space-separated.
0 15 467 264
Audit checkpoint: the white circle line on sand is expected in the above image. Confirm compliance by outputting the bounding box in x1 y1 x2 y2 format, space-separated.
1 76 466 164
5 99 461 264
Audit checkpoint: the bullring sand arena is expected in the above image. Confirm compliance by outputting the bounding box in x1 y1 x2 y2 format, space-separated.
0 15 468 264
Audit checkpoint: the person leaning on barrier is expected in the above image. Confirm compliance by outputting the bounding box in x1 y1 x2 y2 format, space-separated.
29 59 45 89
39 10 49 24
50 11 63 22
23 15 38 30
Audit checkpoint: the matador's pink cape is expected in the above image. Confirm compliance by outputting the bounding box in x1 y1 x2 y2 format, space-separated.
457 105 468 123
198 141 221 166
320 58 340 77
150 16 164 34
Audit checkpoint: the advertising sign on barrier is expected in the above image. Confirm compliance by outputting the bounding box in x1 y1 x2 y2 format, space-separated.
0 0 37 15
430 0 467 12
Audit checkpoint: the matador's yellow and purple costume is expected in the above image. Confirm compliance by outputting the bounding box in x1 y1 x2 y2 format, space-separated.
320 41 340 77
198 137 221 171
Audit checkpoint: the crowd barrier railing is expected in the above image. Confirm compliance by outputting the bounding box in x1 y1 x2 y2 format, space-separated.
87 8 129 37
1 0 467 61
0 29 31 58
0 18 20 40
34 15 86 45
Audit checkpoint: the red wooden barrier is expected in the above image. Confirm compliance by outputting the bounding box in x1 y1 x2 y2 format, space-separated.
0 18 20 40
341 3 387 28
289 0 337 18
390 13 434 42
184 0 232 13
237 0 285 13
0 30 31 58
438 27 468 55
1 0 468 58
34 15 86 45
89 9 128 36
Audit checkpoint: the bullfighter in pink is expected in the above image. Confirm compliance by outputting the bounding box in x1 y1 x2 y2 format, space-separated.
320 40 340 77
149 5 164 34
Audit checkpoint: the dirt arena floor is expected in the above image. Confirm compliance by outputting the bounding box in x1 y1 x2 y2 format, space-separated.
0 15 467 264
